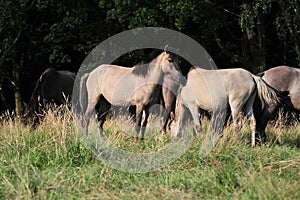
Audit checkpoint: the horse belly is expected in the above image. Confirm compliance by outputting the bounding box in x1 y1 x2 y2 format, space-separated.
96 69 133 106
197 93 227 111
191 83 227 111
102 84 134 106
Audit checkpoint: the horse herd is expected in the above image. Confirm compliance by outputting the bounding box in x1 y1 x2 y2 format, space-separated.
24 50 300 147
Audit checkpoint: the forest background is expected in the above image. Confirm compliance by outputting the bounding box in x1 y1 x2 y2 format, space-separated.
0 0 299 116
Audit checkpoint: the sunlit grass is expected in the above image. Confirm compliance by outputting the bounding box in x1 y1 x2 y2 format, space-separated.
0 106 299 199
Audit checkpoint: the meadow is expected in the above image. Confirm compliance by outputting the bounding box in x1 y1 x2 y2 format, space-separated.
0 107 299 199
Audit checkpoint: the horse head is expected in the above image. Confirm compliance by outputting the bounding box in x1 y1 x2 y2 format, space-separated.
154 49 181 81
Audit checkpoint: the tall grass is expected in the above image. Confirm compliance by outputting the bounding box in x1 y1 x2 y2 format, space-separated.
0 106 299 199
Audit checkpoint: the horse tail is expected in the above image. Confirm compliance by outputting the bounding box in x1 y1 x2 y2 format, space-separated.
79 73 90 115
252 75 282 109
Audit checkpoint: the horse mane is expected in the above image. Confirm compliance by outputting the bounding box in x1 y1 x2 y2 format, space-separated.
131 50 180 77
131 61 151 77
188 66 197 73
186 66 198 79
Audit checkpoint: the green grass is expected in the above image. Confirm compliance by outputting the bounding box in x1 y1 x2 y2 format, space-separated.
0 109 299 199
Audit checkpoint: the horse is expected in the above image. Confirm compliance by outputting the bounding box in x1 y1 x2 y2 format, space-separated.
127 56 184 134
81 50 181 141
24 67 75 124
256 65 298 141
78 63 184 135
159 70 185 133
170 67 284 147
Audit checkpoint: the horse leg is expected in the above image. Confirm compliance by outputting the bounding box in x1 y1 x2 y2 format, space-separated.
228 105 243 146
141 108 149 140
82 79 101 135
244 106 257 147
161 104 172 134
188 103 201 137
243 92 258 147
96 98 111 137
229 99 244 134
250 113 257 147
84 103 95 135
135 104 144 142
167 111 175 132
97 113 105 137
161 88 176 134
253 94 266 144
210 109 227 135
129 105 136 121
257 105 278 144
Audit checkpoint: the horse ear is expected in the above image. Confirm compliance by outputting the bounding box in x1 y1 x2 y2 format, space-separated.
164 44 168 52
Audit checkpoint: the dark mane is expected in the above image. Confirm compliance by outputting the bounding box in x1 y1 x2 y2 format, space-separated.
188 66 197 73
131 61 150 77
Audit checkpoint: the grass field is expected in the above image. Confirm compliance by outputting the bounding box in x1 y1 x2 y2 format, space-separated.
0 108 300 199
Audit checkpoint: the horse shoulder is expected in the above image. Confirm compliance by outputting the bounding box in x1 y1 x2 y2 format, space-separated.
179 85 196 106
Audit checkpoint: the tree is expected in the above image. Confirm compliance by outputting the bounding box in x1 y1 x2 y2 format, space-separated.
0 0 299 114
0 0 36 117
239 0 272 72
0 0 109 115
275 0 300 66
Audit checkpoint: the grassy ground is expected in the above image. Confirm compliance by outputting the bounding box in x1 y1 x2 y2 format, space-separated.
0 108 299 199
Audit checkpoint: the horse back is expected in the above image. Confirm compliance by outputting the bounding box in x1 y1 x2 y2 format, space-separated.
262 66 299 92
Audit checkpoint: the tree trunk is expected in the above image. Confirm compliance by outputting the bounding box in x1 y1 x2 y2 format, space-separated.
13 54 23 118
241 16 267 74
256 16 267 72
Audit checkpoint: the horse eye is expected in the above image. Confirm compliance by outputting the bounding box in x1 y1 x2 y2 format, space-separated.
168 58 173 62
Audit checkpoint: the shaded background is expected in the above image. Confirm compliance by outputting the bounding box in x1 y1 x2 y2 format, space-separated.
0 0 299 115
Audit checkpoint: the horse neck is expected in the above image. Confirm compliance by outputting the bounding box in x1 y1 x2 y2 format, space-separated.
32 80 46 111
27 96 39 116
146 60 164 84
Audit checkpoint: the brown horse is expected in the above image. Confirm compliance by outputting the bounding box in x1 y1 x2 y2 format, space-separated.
170 67 283 147
256 65 297 141
159 72 185 133
24 68 75 124
81 51 180 141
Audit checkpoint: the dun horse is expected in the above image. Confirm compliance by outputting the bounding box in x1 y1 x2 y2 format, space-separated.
24 67 75 124
256 65 297 141
79 64 184 134
81 51 180 141
170 67 283 147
